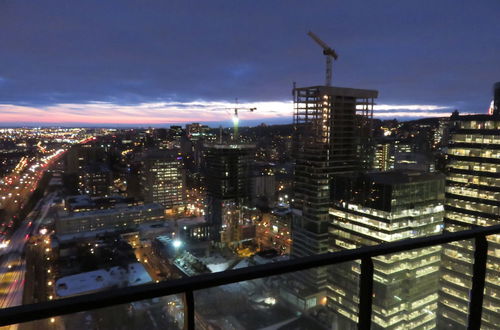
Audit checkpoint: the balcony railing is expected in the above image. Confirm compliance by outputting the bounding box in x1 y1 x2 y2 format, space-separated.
0 224 499 330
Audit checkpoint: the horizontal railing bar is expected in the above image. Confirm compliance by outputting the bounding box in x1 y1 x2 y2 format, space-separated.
0 224 499 327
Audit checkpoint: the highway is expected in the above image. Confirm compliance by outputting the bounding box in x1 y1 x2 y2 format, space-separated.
0 134 92 329
0 148 65 244
0 192 57 330
0 169 42 240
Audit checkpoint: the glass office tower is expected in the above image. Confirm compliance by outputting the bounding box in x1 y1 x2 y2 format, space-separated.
329 171 445 329
438 109 500 329
140 150 185 213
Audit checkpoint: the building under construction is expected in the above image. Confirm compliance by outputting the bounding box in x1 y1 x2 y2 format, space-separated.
285 85 378 309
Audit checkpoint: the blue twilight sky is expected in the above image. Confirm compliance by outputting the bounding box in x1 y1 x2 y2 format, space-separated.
0 0 499 126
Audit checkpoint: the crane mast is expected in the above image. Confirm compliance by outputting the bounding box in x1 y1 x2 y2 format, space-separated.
211 101 256 142
307 31 338 87
232 106 256 141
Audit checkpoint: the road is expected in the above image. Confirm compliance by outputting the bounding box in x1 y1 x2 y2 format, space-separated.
0 135 94 329
0 192 57 330
0 148 65 244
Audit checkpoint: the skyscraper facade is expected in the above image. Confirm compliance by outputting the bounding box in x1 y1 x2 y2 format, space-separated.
373 141 395 171
329 171 445 329
438 104 500 328
140 150 185 213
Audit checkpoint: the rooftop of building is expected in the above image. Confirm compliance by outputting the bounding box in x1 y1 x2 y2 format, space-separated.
205 143 256 150
174 252 211 276
55 227 129 243
58 202 164 220
198 254 232 273
55 262 151 297
65 195 137 210
271 204 291 217
450 110 500 121
366 170 445 185
54 234 140 277
294 85 378 98
66 194 93 208
154 235 177 247
141 148 182 160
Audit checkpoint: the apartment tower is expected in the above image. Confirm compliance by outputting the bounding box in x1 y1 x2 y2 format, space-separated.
438 82 500 329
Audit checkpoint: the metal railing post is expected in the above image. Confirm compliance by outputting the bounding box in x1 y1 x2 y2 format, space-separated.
358 257 374 330
184 290 195 330
467 235 488 330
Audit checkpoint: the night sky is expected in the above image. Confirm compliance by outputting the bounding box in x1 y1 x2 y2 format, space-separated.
1 1 499 126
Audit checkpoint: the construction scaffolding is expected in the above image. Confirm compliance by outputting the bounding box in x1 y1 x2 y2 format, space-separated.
293 86 377 173
288 85 378 302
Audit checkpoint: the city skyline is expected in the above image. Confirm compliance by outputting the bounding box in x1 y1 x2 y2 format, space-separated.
1 1 500 328
1 1 500 126
0 86 498 328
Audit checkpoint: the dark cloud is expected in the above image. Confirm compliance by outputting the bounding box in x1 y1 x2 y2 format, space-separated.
0 0 499 116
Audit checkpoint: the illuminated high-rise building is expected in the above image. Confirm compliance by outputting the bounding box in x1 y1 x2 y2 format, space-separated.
329 170 445 329
79 163 112 197
438 83 500 329
140 150 185 213
373 141 394 171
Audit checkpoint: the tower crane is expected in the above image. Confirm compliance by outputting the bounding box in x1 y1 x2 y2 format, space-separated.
307 31 338 87
212 99 256 142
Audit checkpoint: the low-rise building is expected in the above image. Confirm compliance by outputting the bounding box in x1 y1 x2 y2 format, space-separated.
256 205 292 254
55 263 151 298
55 203 165 236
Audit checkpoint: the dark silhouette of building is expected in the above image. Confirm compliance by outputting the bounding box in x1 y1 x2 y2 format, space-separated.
204 144 255 243
493 81 500 115
79 163 112 197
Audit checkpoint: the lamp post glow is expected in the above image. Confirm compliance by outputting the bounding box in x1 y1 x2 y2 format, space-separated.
172 239 182 249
